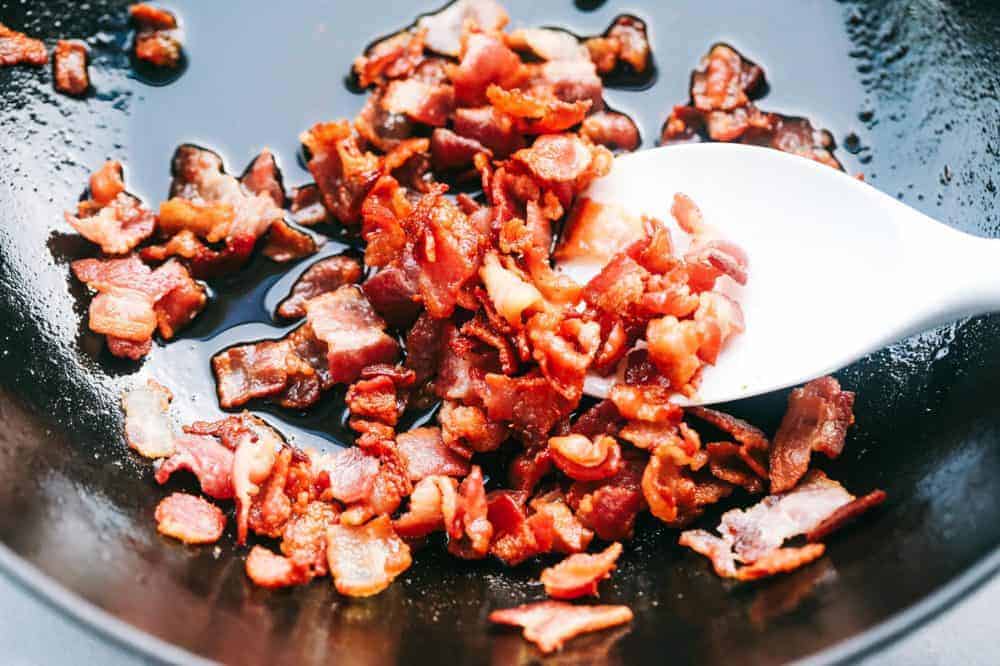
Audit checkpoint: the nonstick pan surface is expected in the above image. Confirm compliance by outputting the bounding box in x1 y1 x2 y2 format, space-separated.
2 1 1000 664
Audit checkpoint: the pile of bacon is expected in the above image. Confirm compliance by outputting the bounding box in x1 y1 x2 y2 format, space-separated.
104 0 882 654
0 4 183 97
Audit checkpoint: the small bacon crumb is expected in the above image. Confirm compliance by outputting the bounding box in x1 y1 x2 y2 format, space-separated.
123 379 175 459
326 514 412 597
489 601 633 654
540 542 622 599
155 492 226 544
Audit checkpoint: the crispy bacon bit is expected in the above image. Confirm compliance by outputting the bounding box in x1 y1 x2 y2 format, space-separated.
155 492 226 545
529 490 593 553
483 373 574 440
549 434 622 482
733 543 826 581
770 377 855 493
290 184 331 226
353 30 425 89
487 489 552 565
261 220 318 263
123 380 175 459
453 106 525 157
130 4 182 68
282 501 340 578
609 384 682 424
382 79 455 127
487 85 591 134
245 546 305 589
311 446 379 504
213 341 301 408
567 451 646 541
155 433 236 500
645 316 704 392
229 416 283 544
506 28 588 62
304 286 399 384
806 489 887 543
692 44 762 112
394 475 458 539
447 466 494 558
687 405 769 484
396 427 471 481
66 191 156 256
419 0 510 58
451 32 524 106
326 515 412 597
439 400 508 458
642 445 732 528
0 21 48 66
240 148 286 207
489 601 633 654
580 111 640 152
479 253 543 327
53 40 89 96
540 542 622 599
513 134 598 184
278 257 364 321
300 121 382 225
606 16 650 73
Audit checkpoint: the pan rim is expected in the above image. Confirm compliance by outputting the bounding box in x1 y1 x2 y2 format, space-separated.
1 538 998 665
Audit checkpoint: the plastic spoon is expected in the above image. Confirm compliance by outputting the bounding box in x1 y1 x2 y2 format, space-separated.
561 143 999 405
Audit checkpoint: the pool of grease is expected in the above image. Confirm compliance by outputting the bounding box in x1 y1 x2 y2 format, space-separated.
3 1 1000 665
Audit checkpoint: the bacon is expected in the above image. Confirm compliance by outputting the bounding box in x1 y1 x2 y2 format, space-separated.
806 489 887 543
642 446 732 528
609 384 683 424
430 128 490 171
770 377 855 493
276 256 363 320
66 193 156 256
240 148 285 206
506 28 588 62
645 316 705 392
353 30 425 89
0 21 48 66
438 400 508 458
381 79 455 127
513 134 605 186
417 0 509 58
289 184 331 226
53 40 89 96
394 475 459 539
486 85 591 134
245 546 306 589
122 380 175 459
680 530 827 581
326 515 412 597
362 257 422 327
154 433 236 500
540 542 622 599
489 601 633 654
448 466 494 559
687 406 769 453
154 493 226 545
487 490 551 565
282 500 340 577
450 32 525 106
527 312 600 402
130 4 182 68
555 198 646 273
691 44 764 113
571 400 622 439
744 113 844 169
605 15 651 73
396 427 471 482
549 434 622 482
87 160 126 206
482 373 574 440
261 220 318 263
106 337 152 360
509 443 552 492
529 490 593 554
229 416 283 544
300 121 382 225
452 106 525 158
567 450 646 541
583 254 648 314
212 340 304 409
478 253 542 328
312 446 380 504
304 286 399 384
580 111 640 153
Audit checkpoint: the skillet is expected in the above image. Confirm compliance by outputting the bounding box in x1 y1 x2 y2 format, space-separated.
2 0 1000 663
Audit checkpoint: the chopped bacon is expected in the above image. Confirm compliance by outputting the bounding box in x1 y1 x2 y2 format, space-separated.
66 193 155 256
381 79 455 127
479 253 543 327
362 257 422 327
353 29 425 89
529 490 593 553
130 4 182 68
0 21 48 66
326 514 412 597
609 384 683 424
228 416 283 544
605 15 651 73
532 59 604 108
396 427 471 481
567 451 646 541
687 406 769 454
261 220 318 263
540 542 622 599
642 445 732 528
450 32 525 106
240 148 285 206
154 493 226 545
527 312 600 402
53 40 89 96
394 475 458 539
154 433 236 500
245 546 305 589
212 340 308 409
770 377 855 493
483 373 574 440
452 106 525 157
312 446 380 504
513 134 599 185
691 44 763 112
282 500 340 578
580 111 640 153
806 489 887 543
487 489 552 565
489 601 633 654
123 380 175 459
448 466 494 558
645 316 704 392
733 543 827 581
549 434 622 482
438 400 508 458
430 128 491 171
246 446 294 538
487 85 591 134
276 255 362 320
506 28 588 62
289 184 331 226
418 0 510 58
304 286 399 384
88 160 126 206
300 121 382 225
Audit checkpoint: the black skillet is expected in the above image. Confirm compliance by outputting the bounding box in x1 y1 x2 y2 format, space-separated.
2 0 1000 663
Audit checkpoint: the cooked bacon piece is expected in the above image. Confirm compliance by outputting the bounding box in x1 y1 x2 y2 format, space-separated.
571 400 622 439
309 446 379 504
448 466 494 558
360 174 411 267
0 21 48 66
580 111 640 152
584 36 619 74
213 341 297 408
549 434 622 482
489 601 633 654
642 446 732 528
245 546 305 589
540 542 622 599
688 406 769 455
513 134 607 187
106 337 152 360
353 29 425 89
691 44 764 113
240 148 285 206
483 373 574 440
122 380 175 459
438 400 507 458
609 384 682 424
88 160 126 206
705 442 765 493
418 0 509 58
487 490 552 565
527 312 600 402
734 543 826 581
394 475 458 539
300 121 382 225
261 220 318 263
645 316 704 392
529 490 593 554
396 427 470 482
346 366 412 435
281 500 339 578
605 15 651 73
277 255 363 320
479 253 542 328
506 28 588 62
289 184 331 227
381 79 455 127
246 446 294 538
53 40 89 96
326 514 412 597
154 433 236 500
66 193 156 255
228 416 283 544
567 451 646 541
452 106 525 158
770 377 855 493
130 4 182 68
556 198 646 273
304 287 399 384
487 85 591 134
744 113 844 169
154 265 208 340
450 32 524 106
430 128 490 171
806 489 887 543
155 493 226 545
532 59 604 108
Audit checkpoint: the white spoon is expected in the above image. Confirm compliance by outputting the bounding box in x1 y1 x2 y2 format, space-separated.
558 143 999 406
